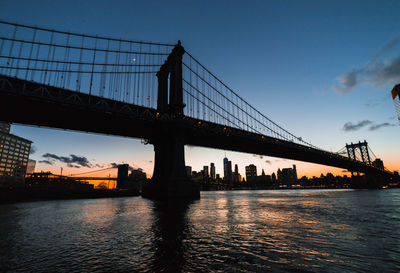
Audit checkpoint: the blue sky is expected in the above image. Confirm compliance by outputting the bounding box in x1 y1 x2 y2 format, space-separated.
3 0 399 177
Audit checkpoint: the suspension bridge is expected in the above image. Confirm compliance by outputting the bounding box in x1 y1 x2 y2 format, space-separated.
0 21 394 198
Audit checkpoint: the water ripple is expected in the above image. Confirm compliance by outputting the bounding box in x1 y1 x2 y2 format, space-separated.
0 189 399 272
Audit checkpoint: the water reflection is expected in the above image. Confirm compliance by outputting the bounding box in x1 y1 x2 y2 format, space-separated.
149 199 196 272
0 190 399 272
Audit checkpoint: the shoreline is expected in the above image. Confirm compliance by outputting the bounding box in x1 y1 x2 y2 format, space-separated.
1 185 398 204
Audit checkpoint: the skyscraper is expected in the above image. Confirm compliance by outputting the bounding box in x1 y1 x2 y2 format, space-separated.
233 164 239 182
210 163 216 179
203 166 209 177
245 164 257 182
223 157 232 182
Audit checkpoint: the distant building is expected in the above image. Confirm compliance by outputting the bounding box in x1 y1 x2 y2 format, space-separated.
223 157 232 182
245 164 257 182
185 166 192 177
277 165 297 186
210 163 216 179
117 164 129 188
129 168 146 181
0 122 32 188
203 166 209 177
25 172 93 191
372 158 384 170
232 164 240 182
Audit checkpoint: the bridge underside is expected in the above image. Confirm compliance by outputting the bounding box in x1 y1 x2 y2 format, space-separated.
0 76 160 139
0 76 391 197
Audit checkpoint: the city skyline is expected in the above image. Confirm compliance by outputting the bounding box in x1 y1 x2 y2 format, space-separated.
3 0 399 178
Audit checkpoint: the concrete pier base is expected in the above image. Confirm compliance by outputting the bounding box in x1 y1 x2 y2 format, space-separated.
142 133 200 200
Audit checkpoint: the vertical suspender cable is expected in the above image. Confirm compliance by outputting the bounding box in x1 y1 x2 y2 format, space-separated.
6 26 17 76
89 37 97 97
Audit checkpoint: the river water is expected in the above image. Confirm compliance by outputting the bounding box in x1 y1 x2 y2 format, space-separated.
0 189 399 272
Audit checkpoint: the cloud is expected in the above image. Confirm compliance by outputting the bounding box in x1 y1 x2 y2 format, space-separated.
39 160 53 165
369 122 394 131
110 162 135 171
42 153 92 168
365 96 389 108
342 120 373 131
334 69 362 94
265 160 272 165
343 120 394 132
30 145 37 155
371 34 400 61
370 57 400 85
110 162 119 168
334 34 400 94
67 163 81 168
334 57 400 94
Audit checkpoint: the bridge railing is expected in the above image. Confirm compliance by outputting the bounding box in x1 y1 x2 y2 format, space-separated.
182 51 320 149
0 21 173 108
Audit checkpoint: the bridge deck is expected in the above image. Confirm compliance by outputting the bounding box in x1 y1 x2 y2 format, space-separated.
0 75 391 177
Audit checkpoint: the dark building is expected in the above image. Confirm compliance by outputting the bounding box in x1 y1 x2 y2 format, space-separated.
185 166 192 177
223 157 232 182
210 163 216 179
203 166 209 178
0 122 32 188
271 172 277 183
277 165 297 186
117 164 129 188
372 158 384 170
26 172 93 191
255 174 272 187
233 164 240 182
245 164 257 182
129 168 146 181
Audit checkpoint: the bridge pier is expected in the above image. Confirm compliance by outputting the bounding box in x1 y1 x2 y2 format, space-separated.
142 134 200 199
142 41 199 200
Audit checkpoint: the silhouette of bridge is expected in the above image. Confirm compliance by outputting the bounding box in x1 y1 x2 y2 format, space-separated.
0 21 394 198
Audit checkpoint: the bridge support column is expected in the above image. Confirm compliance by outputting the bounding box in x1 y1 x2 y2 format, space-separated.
142 134 200 199
142 41 199 200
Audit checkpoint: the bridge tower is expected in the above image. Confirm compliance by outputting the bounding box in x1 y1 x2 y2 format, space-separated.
345 141 386 188
142 41 200 199
345 141 371 165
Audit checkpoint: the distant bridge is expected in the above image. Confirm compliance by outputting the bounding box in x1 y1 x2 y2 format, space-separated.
0 21 394 198
73 177 117 181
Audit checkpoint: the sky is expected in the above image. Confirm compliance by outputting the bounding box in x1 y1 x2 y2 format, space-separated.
2 0 399 179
